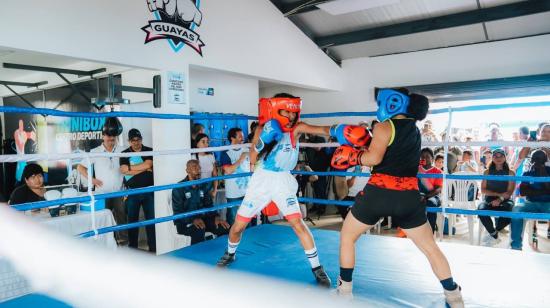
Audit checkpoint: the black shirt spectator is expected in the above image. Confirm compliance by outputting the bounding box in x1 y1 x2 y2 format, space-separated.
119 128 156 252
9 184 45 205
120 145 154 188
304 135 331 216
172 160 229 244
9 163 45 206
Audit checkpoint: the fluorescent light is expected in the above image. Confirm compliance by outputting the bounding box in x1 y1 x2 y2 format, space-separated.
317 0 401 15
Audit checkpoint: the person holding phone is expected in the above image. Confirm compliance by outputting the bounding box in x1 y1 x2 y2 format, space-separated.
518 124 550 163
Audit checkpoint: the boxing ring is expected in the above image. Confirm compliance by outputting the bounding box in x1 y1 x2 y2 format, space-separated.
1 101 550 307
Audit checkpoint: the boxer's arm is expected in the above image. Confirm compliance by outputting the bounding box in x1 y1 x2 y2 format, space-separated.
357 121 391 167
293 122 330 138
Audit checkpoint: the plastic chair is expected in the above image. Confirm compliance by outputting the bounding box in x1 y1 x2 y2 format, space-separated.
445 172 479 245
166 191 191 249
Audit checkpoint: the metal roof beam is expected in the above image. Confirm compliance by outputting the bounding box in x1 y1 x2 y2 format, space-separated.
3 63 106 77
0 80 48 88
281 0 335 17
315 0 550 48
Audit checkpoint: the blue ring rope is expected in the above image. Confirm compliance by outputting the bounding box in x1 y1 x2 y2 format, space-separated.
0 106 255 120
13 172 252 211
78 196 550 237
13 170 550 211
79 201 241 238
298 197 550 220
3 101 550 120
291 170 550 182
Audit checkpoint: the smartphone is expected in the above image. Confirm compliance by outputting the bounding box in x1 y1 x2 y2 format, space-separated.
529 130 537 140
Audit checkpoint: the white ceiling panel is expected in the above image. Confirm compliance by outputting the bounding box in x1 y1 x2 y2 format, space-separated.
298 0 478 37
329 24 486 59
485 11 550 40
478 0 526 9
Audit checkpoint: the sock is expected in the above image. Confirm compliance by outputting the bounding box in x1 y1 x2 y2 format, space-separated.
490 231 498 239
440 277 458 291
305 247 321 269
227 240 239 254
340 267 354 282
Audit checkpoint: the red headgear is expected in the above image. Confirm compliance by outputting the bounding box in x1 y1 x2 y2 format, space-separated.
258 97 302 132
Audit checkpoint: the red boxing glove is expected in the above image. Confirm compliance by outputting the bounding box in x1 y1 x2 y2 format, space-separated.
330 124 372 147
331 145 364 169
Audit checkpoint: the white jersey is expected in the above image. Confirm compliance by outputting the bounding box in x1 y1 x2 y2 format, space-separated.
221 148 250 198
257 132 299 172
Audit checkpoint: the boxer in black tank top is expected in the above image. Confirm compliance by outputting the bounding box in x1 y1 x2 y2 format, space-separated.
332 89 464 307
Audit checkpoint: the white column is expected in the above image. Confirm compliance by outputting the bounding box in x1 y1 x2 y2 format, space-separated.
152 67 191 255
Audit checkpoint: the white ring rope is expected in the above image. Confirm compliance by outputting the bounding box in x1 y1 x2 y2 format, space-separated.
440 107 453 231
85 157 98 239
0 143 252 163
2 140 548 164
0 206 359 308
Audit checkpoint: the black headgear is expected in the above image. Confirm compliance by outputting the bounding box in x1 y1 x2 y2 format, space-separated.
102 117 123 137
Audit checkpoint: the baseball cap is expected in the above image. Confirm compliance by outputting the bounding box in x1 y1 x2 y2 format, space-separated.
128 128 142 140
492 148 506 156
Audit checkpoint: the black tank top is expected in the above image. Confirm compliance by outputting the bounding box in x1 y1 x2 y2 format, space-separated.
484 168 509 202
372 118 420 177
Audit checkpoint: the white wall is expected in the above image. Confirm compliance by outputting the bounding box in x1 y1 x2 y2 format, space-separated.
0 0 345 254
151 69 192 255
261 34 550 126
0 0 342 91
118 69 157 148
189 68 259 116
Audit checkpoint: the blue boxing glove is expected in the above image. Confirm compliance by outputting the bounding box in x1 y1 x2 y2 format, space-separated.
330 124 371 147
255 120 284 152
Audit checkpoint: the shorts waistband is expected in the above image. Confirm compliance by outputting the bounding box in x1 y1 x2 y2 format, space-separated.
368 173 419 191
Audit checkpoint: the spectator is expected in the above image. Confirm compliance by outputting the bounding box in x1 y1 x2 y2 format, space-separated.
512 126 530 171
457 150 478 173
191 123 205 147
340 165 370 220
518 123 550 164
9 163 46 206
172 160 230 244
510 150 550 250
294 159 318 219
77 125 126 242
247 121 258 143
477 148 515 246
481 123 508 158
434 154 444 171
421 120 438 142
120 129 156 253
480 149 493 173
294 159 318 198
418 148 443 233
220 128 251 225
194 133 218 198
305 134 331 216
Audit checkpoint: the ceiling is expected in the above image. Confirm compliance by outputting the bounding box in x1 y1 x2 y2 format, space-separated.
269 0 550 63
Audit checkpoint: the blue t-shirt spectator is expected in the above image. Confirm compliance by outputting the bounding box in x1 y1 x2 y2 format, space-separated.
521 167 550 202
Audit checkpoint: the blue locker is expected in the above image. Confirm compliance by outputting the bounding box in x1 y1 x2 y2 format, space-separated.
224 116 238 140
237 117 249 139
209 113 224 140
192 112 210 137
209 138 223 163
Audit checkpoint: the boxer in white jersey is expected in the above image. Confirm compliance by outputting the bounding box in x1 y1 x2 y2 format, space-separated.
216 93 371 288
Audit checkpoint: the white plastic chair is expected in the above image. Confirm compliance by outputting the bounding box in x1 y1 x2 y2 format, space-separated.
166 191 191 249
445 172 479 245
